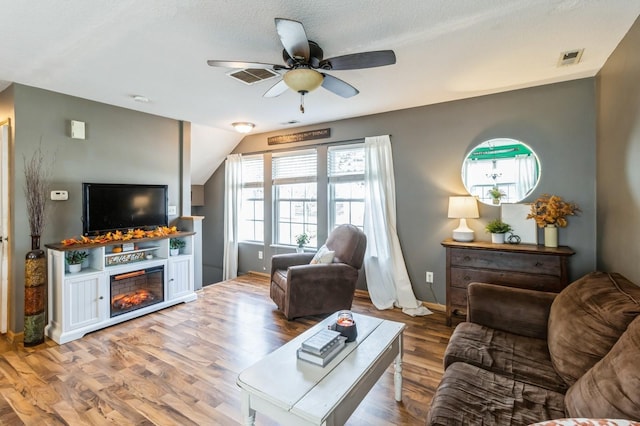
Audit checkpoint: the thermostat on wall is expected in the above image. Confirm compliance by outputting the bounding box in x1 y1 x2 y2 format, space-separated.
51 190 68 201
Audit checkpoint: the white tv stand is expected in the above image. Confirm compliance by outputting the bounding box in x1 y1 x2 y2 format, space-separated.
45 231 197 344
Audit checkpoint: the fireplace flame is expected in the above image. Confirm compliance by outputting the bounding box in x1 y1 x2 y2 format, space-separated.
112 289 155 310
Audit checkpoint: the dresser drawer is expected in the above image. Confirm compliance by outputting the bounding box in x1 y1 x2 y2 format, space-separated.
450 267 565 292
449 248 561 276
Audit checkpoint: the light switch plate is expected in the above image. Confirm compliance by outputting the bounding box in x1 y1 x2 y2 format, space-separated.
168 205 177 215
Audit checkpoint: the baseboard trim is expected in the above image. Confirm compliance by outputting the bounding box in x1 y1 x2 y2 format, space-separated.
247 271 270 278
354 289 446 313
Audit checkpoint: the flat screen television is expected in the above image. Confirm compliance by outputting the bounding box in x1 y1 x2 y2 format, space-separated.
82 183 168 235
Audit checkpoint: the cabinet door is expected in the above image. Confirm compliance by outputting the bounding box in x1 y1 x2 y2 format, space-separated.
168 256 193 300
65 273 106 331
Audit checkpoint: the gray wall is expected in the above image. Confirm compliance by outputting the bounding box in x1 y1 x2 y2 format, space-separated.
201 78 598 304
7 84 185 332
597 16 640 283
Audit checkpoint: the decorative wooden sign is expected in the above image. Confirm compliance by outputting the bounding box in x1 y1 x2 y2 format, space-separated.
268 128 331 145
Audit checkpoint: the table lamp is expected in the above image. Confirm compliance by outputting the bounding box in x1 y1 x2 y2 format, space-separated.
448 196 479 242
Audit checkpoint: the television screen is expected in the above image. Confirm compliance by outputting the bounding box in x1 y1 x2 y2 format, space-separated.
82 183 168 235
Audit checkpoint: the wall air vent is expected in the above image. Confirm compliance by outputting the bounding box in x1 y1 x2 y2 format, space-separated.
558 49 584 66
228 68 278 85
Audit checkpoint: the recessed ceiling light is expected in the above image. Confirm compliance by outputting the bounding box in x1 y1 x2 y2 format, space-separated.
132 95 150 103
232 122 255 133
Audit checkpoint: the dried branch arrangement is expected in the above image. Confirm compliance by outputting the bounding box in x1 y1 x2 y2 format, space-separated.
23 144 54 236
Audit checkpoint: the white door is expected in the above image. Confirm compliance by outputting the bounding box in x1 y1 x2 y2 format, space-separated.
0 122 10 333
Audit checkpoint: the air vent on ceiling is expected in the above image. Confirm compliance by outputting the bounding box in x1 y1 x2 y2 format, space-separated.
558 49 584 66
228 68 278 85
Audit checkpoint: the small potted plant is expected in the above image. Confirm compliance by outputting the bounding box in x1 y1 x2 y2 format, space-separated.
487 187 506 205
485 219 512 244
295 232 310 253
169 238 186 256
66 250 89 273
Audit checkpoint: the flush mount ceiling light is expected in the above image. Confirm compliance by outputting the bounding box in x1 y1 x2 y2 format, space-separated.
232 122 255 133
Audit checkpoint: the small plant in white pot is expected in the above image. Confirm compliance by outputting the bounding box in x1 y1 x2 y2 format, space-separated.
66 250 89 273
295 233 310 253
485 219 512 244
169 238 186 256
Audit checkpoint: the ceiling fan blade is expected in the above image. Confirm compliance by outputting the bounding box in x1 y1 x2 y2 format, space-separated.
321 73 359 98
263 79 289 98
275 18 310 61
207 60 286 70
320 50 396 70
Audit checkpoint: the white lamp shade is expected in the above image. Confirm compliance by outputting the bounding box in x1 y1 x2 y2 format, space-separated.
448 196 479 219
283 68 323 93
448 196 479 242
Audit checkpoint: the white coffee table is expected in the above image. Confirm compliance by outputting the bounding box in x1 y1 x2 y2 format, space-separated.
236 312 405 425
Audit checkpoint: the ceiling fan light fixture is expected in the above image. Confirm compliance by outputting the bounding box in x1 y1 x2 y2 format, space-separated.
232 122 255 133
283 68 323 93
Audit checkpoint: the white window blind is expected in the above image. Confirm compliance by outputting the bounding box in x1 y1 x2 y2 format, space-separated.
272 149 317 184
328 144 365 182
241 155 263 186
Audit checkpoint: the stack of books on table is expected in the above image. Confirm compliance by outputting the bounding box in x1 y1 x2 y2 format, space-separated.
297 329 347 367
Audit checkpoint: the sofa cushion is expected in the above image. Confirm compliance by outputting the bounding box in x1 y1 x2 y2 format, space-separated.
548 272 640 386
564 315 640 419
445 322 568 393
426 362 566 425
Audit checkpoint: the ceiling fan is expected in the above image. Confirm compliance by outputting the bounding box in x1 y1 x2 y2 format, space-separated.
207 18 396 113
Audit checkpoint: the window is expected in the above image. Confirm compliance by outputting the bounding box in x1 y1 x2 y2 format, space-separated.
239 155 264 242
273 149 317 247
328 144 365 230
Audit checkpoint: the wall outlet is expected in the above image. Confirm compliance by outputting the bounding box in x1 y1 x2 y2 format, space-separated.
258 250 263 260
426 271 434 283
168 205 177 215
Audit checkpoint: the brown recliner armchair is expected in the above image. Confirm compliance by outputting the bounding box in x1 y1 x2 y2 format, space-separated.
270 224 367 320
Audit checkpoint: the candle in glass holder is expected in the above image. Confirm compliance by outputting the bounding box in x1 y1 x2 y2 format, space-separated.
335 310 357 342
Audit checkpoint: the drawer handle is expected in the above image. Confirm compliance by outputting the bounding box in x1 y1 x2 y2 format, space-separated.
535 262 543 267
464 275 471 281
463 256 471 262
99 296 104 300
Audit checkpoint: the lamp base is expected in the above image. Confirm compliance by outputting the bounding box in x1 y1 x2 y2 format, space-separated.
452 230 475 242
452 218 475 242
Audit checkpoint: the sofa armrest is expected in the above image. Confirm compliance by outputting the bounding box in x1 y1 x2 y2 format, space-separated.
467 282 557 340
271 253 315 272
287 263 359 287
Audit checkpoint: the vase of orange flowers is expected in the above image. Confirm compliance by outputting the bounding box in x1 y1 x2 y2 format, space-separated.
527 194 580 247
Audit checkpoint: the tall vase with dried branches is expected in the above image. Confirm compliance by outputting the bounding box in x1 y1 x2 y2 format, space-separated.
23 145 53 346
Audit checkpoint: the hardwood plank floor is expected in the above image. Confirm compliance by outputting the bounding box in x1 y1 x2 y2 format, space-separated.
0 274 452 425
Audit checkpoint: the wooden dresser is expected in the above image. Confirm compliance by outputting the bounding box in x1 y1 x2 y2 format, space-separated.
441 239 575 326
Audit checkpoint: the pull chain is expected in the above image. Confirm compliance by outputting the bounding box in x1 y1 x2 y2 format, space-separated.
299 91 305 114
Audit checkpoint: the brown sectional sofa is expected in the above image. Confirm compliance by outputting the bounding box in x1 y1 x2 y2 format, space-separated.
427 272 640 425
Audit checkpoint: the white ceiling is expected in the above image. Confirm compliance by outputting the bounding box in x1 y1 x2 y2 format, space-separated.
1 1 639 184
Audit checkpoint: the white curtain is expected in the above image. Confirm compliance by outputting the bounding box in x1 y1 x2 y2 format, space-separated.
363 135 432 317
223 154 242 280
515 155 536 200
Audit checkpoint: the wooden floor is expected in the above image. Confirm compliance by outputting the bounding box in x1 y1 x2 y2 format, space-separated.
0 274 452 425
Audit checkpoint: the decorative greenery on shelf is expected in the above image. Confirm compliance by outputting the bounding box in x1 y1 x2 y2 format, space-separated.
527 194 580 228
295 232 310 248
485 219 513 234
65 250 89 265
170 238 186 250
